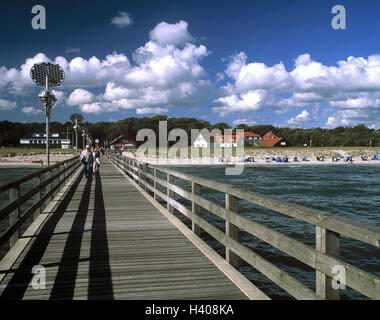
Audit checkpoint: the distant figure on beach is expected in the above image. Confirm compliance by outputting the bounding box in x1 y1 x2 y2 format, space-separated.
80 145 93 179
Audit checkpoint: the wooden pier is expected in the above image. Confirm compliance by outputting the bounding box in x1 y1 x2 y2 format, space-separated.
0 153 379 300
0 157 265 300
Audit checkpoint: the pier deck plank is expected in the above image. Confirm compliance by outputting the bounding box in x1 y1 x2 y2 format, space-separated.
0 157 249 300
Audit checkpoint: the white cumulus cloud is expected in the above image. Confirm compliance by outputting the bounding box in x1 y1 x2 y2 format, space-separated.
0 99 17 111
149 20 195 46
66 88 95 106
212 52 380 128
285 110 312 126
136 107 169 115
111 12 133 28
22 106 43 115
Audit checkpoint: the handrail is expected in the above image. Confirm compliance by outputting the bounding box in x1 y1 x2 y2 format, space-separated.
108 152 380 300
0 156 79 193
0 156 80 252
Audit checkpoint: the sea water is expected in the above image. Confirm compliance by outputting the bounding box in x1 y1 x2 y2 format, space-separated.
166 164 380 300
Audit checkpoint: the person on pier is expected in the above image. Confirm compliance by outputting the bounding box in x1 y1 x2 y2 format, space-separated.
80 145 93 179
92 146 100 173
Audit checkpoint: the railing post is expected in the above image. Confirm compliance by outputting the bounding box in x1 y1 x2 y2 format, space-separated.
167 173 174 213
137 162 141 185
33 174 42 219
191 182 202 236
153 168 158 200
45 169 52 201
316 226 340 299
9 186 20 248
226 193 239 269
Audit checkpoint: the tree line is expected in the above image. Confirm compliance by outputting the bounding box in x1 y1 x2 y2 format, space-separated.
0 115 379 148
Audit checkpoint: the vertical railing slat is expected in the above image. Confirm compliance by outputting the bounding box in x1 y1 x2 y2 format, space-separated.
191 182 202 236
226 193 239 269
9 186 20 248
33 174 42 220
167 174 174 213
316 226 340 299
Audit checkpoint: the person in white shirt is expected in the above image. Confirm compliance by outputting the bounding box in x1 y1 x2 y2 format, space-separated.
79 145 93 179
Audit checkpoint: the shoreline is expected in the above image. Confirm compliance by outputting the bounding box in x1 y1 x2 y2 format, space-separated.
0 153 76 167
122 152 380 166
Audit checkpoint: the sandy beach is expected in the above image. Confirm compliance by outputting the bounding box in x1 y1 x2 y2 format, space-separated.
122 149 380 166
0 152 76 166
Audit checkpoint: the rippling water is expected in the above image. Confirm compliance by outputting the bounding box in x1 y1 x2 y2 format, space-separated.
165 164 380 300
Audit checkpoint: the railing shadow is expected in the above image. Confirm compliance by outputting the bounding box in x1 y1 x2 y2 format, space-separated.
49 174 93 299
0 171 84 300
88 170 113 299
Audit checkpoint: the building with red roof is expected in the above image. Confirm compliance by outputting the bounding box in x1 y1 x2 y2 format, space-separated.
211 131 284 148
260 131 284 147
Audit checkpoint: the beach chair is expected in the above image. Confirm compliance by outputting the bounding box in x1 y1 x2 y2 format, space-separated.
344 156 352 163
302 157 307 161
293 157 298 162
276 157 282 163
374 154 379 160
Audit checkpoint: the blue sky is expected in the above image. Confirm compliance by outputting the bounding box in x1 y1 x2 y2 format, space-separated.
1 0 380 128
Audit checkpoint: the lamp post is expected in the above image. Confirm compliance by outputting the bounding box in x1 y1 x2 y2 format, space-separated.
82 127 88 149
73 119 79 155
30 63 64 166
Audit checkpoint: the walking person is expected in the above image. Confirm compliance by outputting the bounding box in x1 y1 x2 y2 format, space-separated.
92 147 100 174
80 145 93 179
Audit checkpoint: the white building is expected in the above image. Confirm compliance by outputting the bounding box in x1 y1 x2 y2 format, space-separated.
193 133 208 148
20 133 71 149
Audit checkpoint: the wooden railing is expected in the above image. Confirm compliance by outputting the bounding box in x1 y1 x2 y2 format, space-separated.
0 156 80 251
108 153 380 300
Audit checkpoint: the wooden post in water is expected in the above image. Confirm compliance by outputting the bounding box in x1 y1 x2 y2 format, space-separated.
167 174 174 214
9 186 20 248
316 226 340 299
191 182 202 236
226 194 239 269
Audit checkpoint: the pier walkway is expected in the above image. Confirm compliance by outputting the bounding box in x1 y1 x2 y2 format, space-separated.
0 157 254 300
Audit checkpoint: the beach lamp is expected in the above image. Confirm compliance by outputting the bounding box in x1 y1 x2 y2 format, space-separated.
81 128 87 149
73 119 80 155
30 62 65 166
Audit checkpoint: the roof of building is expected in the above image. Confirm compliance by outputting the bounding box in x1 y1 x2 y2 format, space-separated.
263 131 278 139
261 131 283 147
260 137 283 147
21 132 68 139
215 131 261 143
236 131 261 137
